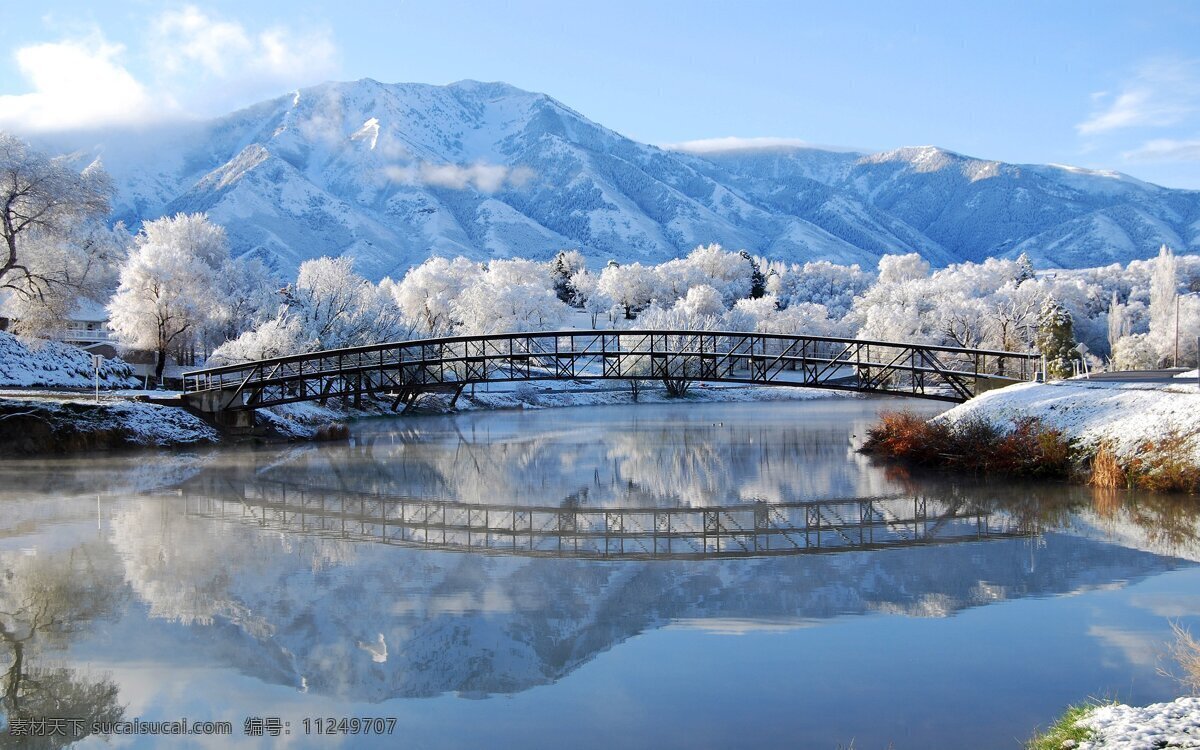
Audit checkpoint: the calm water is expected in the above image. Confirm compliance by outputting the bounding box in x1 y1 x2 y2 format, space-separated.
2 398 1199 749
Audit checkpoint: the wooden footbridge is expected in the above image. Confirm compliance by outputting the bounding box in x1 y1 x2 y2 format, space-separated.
182 329 1041 425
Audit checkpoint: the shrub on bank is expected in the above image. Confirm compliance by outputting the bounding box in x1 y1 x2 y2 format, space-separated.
864 411 1200 494
861 411 1073 478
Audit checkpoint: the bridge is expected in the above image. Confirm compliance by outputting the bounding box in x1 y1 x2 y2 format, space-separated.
182 329 1041 425
179 479 1029 561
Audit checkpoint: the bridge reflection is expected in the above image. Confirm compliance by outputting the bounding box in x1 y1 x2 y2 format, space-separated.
180 480 1029 560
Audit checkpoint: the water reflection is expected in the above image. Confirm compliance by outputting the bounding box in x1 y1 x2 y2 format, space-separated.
181 478 1027 559
1 400 1200 746
0 541 125 747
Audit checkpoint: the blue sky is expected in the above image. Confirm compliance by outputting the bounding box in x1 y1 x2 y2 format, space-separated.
1 1 1199 187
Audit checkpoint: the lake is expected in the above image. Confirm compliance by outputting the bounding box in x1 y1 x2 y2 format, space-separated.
1 397 1197 748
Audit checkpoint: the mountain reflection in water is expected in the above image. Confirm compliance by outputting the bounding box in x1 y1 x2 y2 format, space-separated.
1 400 1198 748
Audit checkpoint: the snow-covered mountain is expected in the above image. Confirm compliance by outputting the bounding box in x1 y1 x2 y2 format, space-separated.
40 79 1200 280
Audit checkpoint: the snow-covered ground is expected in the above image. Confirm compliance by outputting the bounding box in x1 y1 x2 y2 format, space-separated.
0 331 139 388
0 394 218 452
939 380 1200 461
1078 696 1200 748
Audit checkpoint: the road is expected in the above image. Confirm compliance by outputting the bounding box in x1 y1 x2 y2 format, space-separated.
1084 368 1196 384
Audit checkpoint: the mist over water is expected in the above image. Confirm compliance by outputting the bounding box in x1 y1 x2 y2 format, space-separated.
2 398 1198 748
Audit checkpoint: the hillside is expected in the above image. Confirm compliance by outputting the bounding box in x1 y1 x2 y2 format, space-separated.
35 79 1200 280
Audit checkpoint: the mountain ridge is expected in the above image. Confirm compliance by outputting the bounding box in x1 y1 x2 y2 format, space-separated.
33 78 1200 280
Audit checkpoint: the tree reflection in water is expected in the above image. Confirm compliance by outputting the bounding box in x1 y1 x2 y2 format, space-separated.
0 542 126 748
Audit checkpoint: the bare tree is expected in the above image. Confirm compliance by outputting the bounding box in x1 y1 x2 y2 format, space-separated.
0 134 112 309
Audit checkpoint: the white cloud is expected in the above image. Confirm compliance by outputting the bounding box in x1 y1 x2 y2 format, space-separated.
1078 58 1200 135
0 8 338 133
0 35 164 132
1123 137 1200 162
151 6 336 85
663 136 815 154
385 162 535 193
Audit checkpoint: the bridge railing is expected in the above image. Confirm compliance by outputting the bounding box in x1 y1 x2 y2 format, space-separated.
183 329 1041 408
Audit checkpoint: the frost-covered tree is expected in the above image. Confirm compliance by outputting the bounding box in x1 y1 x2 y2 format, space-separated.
0 134 115 334
108 214 229 378
207 256 279 349
453 259 569 334
286 256 408 347
1035 298 1079 379
766 260 870 318
682 244 752 304
1107 291 1131 357
388 256 482 335
672 284 726 321
1112 333 1159 370
3 222 130 338
876 253 930 286
598 262 656 318
569 268 612 327
634 297 724 396
985 281 1041 352
211 256 409 365
1148 244 1183 365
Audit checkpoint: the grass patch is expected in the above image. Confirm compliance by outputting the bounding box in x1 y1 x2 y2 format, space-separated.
1026 703 1098 750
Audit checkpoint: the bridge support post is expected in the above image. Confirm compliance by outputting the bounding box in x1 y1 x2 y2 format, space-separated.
182 388 256 430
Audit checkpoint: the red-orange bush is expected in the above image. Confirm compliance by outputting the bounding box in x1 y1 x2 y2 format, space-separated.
861 411 1072 479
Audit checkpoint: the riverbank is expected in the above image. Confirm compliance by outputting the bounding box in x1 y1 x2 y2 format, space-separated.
1031 696 1200 748
862 380 1200 492
0 396 219 454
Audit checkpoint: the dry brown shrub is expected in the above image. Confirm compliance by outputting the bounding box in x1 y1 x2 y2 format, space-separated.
1130 432 1200 494
1160 620 1200 695
861 411 1072 479
861 411 950 465
1089 442 1126 489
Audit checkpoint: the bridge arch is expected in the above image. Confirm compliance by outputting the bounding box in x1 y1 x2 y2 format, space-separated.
182 329 1040 425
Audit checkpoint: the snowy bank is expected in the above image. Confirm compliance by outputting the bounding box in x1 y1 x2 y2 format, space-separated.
939 381 1200 462
0 331 138 388
0 396 218 455
1077 696 1200 748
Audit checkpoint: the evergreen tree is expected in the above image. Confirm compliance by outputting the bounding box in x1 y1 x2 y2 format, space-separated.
1035 297 1079 379
740 250 766 299
549 250 586 305
1014 252 1035 285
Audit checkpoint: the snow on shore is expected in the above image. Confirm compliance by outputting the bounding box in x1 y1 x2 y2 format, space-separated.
0 331 139 388
1078 696 1200 748
0 395 218 453
939 380 1200 460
